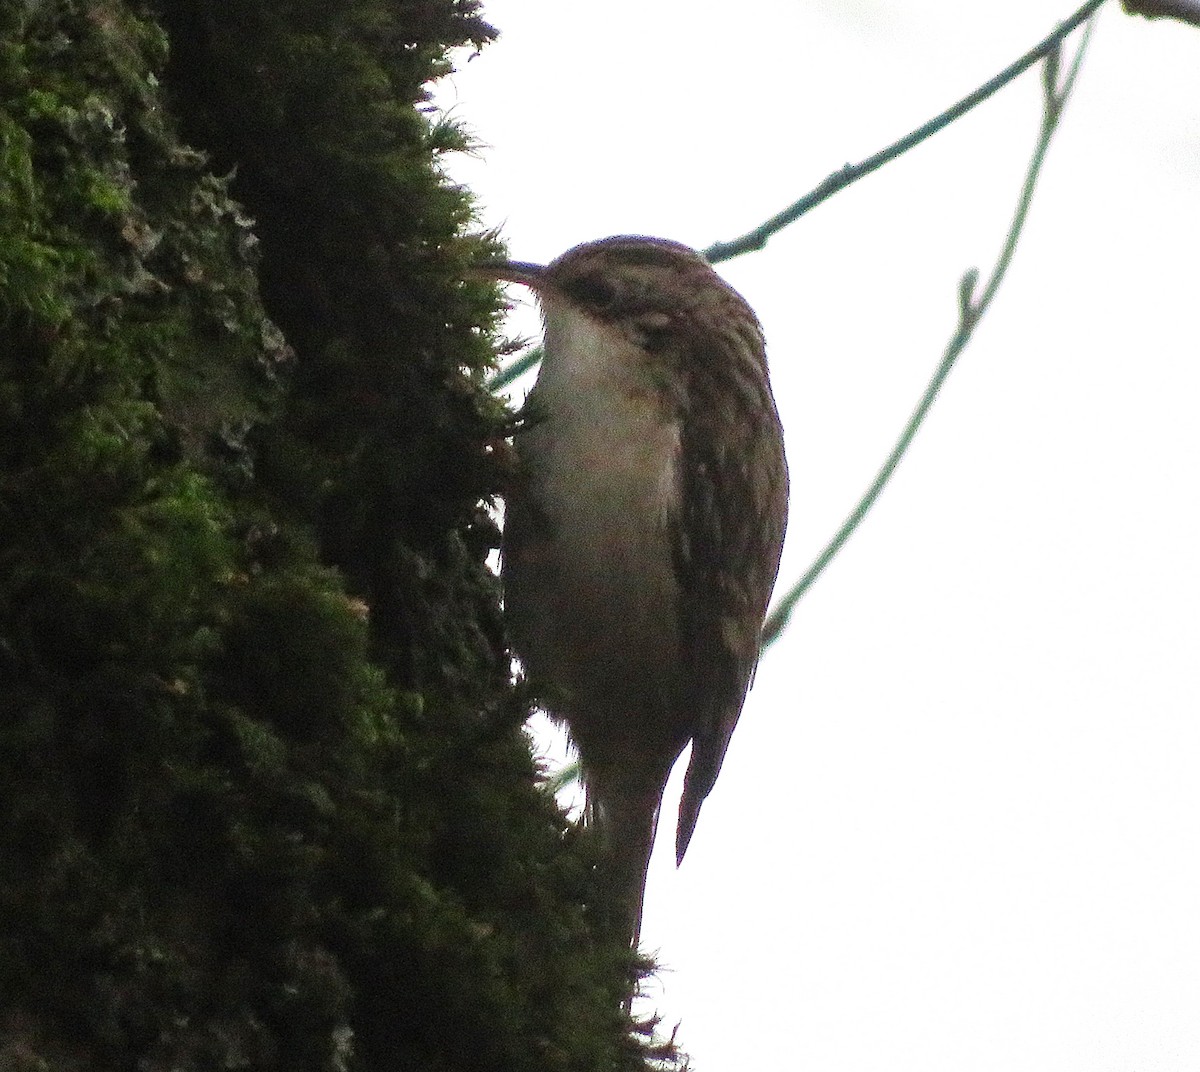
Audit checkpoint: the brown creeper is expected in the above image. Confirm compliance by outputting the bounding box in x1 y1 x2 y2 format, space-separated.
487 236 788 947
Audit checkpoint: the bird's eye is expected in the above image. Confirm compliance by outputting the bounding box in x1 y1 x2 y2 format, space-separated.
569 274 618 309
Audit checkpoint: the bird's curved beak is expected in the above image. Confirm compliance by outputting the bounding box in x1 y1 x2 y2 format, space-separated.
470 260 546 288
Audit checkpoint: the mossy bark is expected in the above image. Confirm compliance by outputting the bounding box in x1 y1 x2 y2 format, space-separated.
0 2 666 1069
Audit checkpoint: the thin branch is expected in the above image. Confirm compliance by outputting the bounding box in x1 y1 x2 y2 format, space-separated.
487 2 1106 392
490 345 541 392
1122 0 1200 25
703 0 1105 264
761 18 1096 650
543 757 581 796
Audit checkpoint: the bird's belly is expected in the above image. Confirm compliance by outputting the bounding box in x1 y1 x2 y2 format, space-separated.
504 373 684 762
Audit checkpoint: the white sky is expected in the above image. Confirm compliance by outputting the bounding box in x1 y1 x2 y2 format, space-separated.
433 3 1200 1069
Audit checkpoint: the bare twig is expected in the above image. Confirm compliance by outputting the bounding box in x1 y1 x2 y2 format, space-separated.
490 344 541 392
760 18 1097 649
704 1 1104 263
1122 0 1200 25
488 2 1105 392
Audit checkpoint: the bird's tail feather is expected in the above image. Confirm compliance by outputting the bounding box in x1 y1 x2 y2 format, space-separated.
587 783 661 950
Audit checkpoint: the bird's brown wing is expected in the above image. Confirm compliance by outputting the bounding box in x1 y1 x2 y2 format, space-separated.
671 332 788 864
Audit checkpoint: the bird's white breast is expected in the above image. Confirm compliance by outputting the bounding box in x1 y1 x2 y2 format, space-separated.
529 299 681 557
510 298 682 699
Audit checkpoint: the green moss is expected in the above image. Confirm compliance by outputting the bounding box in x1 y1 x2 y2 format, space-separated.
0 1 672 1069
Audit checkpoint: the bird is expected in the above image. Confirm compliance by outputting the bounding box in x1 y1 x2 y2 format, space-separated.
484 235 788 948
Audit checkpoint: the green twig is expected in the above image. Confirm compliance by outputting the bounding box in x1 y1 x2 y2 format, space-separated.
490 345 541 393
704 0 1105 264
760 18 1096 650
487 2 1105 392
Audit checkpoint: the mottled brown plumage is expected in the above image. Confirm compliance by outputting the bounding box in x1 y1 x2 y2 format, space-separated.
489 236 788 947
